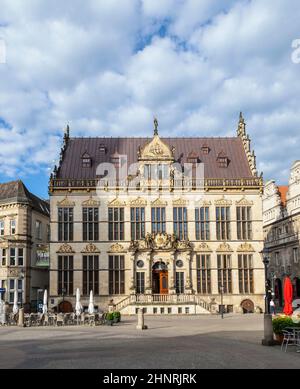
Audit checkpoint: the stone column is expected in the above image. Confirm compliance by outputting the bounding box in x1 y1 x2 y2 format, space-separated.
185 251 193 294
168 252 176 294
145 252 152 295
130 253 136 294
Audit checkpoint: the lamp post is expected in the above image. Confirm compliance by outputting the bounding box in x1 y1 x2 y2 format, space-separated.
260 248 275 346
219 285 224 319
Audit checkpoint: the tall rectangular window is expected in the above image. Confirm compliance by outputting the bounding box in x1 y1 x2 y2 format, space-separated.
36 220 42 239
108 208 124 241
293 247 299 264
217 254 232 293
10 220 16 235
175 272 184 294
8 279 23 304
216 207 231 240
1 248 6 266
58 255 74 295
109 255 125 295
83 255 99 295
0 220 4 236
10 248 16 266
131 207 145 240
173 207 188 240
151 207 166 234
195 207 210 240
83 208 99 241
238 254 254 293
136 272 145 294
58 208 74 241
237 207 252 240
196 254 211 294
18 248 24 266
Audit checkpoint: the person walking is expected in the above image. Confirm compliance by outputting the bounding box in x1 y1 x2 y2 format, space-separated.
270 299 276 315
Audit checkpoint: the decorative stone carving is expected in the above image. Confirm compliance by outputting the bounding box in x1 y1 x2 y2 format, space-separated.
237 242 255 252
194 242 212 252
108 243 126 253
216 242 233 252
57 196 75 207
151 198 168 206
214 196 232 206
195 200 211 207
139 133 174 161
81 243 100 253
130 197 147 206
235 197 253 206
82 197 100 207
172 198 189 206
108 198 126 207
56 243 75 253
130 232 191 252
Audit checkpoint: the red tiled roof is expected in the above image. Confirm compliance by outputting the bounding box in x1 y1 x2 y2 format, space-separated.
278 186 288 206
57 137 253 180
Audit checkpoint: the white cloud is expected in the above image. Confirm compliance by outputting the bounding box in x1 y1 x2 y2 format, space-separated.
0 0 299 192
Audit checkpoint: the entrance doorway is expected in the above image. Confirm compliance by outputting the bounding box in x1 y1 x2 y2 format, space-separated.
58 300 73 313
152 261 168 294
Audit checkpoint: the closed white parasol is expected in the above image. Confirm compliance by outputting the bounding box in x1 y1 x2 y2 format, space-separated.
88 290 94 314
75 288 82 317
42 289 48 314
13 289 19 315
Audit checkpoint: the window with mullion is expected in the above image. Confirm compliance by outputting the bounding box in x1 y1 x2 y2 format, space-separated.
173 207 188 240
136 272 145 294
217 254 232 293
196 254 211 294
108 255 125 294
238 254 254 293
151 207 166 234
216 207 230 240
58 208 74 241
58 255 74 295
175 272 185 294
237 206 252 240
195 207 210 240
131 207 145 240
82 255 99 295
83 208 99 241
108 208 124 241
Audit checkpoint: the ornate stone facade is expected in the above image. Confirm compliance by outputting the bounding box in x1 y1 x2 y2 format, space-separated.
49 116 265 314
263 161 300 306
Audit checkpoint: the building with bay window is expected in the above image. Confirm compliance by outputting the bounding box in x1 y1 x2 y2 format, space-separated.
0 180 50 310
263 161 300 307
49 114 265 314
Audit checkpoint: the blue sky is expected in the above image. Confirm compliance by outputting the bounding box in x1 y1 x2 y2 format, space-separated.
0 0 300 199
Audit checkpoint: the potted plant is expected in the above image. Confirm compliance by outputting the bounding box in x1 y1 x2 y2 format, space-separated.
105 312 114 326
272 316 295 343
113 311 121 323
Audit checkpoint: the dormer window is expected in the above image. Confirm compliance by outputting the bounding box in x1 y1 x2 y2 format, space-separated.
201 144 210 155
111 150 121 168
187 151 199 164
217 151 229 168
99 144 106 154
81 151 91 167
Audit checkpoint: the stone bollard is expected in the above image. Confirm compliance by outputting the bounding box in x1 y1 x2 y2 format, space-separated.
261 313 276 346
136 308 147 330
18 308 24 327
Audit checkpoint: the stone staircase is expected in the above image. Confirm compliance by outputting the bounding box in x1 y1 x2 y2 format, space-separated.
114 294 213 315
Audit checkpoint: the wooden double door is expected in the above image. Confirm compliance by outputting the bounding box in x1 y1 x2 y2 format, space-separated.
152 270 168 294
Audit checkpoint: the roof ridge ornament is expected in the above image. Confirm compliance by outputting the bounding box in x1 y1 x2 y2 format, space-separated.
154 117 158 136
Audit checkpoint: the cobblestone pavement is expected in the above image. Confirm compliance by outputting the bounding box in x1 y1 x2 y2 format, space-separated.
0 314 299 369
